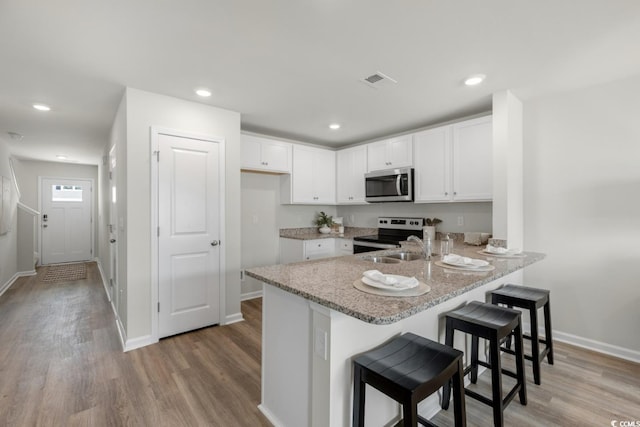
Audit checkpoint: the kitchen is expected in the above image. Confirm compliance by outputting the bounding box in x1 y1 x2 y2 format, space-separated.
0 1 639 426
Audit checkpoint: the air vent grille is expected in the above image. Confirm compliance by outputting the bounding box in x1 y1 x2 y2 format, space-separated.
361 71 398 89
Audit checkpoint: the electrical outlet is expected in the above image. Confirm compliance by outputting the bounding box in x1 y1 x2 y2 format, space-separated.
457 216 464 226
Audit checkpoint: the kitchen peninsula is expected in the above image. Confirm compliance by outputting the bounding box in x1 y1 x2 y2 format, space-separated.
246 245 545 427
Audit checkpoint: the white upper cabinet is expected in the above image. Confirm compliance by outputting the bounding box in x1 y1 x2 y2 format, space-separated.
241 134 292 173
414 115 492 203
413 126 452 202
281 145 336 204
367 135 413 172
336 145 368 204
452 116 493 201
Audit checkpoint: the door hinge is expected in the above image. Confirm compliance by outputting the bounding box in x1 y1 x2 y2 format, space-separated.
157 302 160 312
157 227 160 237
109 171 113 180
154 150 160 162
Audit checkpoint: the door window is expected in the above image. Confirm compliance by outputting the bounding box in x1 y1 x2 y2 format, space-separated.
51 185 83 202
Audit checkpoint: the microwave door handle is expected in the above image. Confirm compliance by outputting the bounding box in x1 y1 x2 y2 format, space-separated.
396 174 402 195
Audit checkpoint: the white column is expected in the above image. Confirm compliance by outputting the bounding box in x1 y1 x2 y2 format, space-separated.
492 91 524 250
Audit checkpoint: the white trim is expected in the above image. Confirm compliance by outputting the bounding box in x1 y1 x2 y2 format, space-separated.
95 257 111 302
0 272 26 297
258 404 286 427
522 322 640 364
37 176 95 266
241 290 263 301
17 202 39 216
224 312 244 325
150 127 227 342
123 334 158 353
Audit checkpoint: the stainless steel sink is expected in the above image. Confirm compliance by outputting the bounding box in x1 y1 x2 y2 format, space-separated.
385 252 424 261
362 256 402 264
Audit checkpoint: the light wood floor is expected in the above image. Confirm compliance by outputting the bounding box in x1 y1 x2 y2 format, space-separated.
1 262 638 426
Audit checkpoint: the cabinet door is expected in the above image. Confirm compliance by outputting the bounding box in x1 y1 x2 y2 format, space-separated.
413 126 452 202
241 134 264 170
366 140 389 172
291 145 317 203
261 139 292 173
387 135 413 168
452 116 493 201
304 239 335 260
312 149 336 204
336 146 367 204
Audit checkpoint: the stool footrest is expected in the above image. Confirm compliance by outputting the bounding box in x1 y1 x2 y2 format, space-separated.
417 415 439 427
476 360 518 380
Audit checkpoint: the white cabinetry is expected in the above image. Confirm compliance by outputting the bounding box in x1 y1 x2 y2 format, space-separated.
241 134 292 173
335 238 353 255
280 238 336 264
367 135 413 172
281 145 336 204
414 115 492 202
336 145 367 204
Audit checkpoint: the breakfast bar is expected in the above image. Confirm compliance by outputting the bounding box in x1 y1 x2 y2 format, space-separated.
246 246 545 427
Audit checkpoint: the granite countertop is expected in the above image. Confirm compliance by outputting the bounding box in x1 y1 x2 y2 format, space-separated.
246 244 545 325
279 226 377 240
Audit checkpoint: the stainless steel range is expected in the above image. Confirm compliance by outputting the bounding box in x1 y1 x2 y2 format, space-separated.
353 217 425 254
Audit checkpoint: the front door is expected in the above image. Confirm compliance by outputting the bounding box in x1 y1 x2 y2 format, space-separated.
41 178 92 265
158 132 223 338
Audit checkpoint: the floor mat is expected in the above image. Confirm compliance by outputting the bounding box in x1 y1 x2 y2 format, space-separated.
41 263 87 283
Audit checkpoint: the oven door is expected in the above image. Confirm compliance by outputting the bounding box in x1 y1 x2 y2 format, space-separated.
353 241 400 254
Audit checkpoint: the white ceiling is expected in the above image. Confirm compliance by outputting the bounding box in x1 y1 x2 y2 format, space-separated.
1 0 640 165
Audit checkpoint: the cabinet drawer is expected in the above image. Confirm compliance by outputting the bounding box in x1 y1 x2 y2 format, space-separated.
336 239 353 253
304 239 334 255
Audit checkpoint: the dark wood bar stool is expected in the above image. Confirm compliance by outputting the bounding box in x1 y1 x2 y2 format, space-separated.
442 302 526 427
353 332 466 427
490 284 554 385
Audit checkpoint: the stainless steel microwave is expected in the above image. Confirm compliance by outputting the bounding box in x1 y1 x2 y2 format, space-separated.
365 167 414 202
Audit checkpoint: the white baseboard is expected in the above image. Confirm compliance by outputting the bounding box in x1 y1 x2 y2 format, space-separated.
241 290 263 301
225 312 244 325
522 321 639 364
0 270 37 298
94 258 111 302
258 404 285 427
124 334 158 352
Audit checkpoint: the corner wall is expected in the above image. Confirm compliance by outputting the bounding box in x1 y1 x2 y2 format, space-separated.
0 138 18 292
523 74 640 358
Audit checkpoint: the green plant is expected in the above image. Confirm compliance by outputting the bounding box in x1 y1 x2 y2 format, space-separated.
425 218 442 226
314 211 334 227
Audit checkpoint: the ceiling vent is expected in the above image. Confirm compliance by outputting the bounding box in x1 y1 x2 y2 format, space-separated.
360 71 398 89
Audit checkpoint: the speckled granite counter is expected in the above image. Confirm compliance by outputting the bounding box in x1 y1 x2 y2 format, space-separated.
246 245 545 325
279 226 377 240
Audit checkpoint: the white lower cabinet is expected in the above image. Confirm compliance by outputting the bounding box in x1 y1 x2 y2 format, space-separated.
335 238 354 255
414 115 492 202
280 238 336 264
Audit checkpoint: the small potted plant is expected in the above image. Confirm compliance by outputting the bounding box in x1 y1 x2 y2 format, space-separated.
314 211 334 234
424 218 442 240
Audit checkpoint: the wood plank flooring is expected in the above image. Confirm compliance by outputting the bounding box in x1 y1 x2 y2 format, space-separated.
1 262 638 426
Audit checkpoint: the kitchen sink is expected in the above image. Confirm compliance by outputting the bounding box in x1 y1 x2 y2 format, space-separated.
362 256 402 264
384 252 423 261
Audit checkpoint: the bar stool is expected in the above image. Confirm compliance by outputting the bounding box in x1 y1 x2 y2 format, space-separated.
353 332 466 427
442 302 526 427
490 284 554 385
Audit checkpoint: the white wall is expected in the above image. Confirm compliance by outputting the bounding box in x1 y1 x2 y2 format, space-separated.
523 74 640 356
124 88 242 341
337 202 493 232
0 138 18 291
240 171 337 295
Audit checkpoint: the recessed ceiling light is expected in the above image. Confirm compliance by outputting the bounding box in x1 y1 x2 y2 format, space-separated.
195 88 212 97
56 155 68 160
329 123 341 130
464 74 486 86
33 103 51 111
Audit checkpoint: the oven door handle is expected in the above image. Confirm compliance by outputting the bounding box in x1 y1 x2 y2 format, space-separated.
396 174 402 196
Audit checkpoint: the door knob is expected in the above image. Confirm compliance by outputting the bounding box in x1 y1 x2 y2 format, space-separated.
110 239 116 243
210 241 219 246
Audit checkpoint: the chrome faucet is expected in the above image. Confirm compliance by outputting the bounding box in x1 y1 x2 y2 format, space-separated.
407 234 432 260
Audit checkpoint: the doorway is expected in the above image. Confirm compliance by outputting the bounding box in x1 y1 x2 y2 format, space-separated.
40 178 93 265
151 128 226 339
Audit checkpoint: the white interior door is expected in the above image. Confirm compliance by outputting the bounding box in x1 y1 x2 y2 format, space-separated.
108 145 119 307
158 133 222 338
41 178 92 265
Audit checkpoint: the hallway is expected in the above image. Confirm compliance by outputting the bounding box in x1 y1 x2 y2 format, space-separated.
0 263 270 426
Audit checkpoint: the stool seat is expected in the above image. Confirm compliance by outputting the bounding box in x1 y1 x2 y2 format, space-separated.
353 333 466 427
443 301 527 427
491 284 554 385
